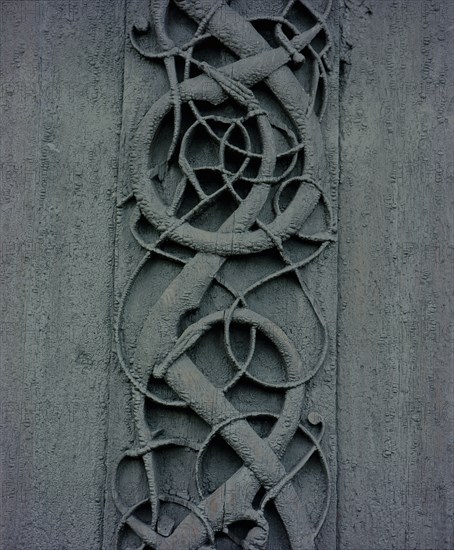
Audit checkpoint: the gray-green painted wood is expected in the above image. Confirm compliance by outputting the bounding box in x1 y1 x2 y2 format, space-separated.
0 0 452 549
1 2 125 548
103 1 339 548
337 1 454 548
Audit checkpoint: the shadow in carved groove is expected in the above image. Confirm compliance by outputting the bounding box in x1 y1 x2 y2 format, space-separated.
113 0 336 548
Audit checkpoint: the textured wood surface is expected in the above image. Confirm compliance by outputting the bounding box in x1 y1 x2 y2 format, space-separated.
337 1 454 548
0 0 452 549
0 2 125 548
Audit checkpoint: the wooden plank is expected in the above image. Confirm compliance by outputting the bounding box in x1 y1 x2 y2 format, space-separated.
103 1 340 548
0 2 41 547
0 1 125 548
337 0 454 548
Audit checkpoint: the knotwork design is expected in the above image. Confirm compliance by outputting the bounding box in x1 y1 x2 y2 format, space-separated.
114 0 336 548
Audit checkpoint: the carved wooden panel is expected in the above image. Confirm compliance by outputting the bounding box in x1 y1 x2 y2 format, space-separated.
3 2 454 550
105 1 339 549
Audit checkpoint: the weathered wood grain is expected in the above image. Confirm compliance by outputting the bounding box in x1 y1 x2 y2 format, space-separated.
1 0 452 548
0 2 125 548
337 0 454 548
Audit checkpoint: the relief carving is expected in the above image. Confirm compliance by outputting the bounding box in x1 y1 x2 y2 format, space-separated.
113 1 336 548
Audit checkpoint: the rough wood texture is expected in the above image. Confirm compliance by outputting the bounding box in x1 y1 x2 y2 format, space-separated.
337 0 454 548
0 2 125 548
1 0 452 549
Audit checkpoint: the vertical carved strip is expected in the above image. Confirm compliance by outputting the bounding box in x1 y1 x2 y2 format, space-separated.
108 1 339 548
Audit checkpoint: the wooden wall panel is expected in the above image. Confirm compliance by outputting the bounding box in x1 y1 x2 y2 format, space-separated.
337 1 454 548
0 2 125 548
1 0 452 548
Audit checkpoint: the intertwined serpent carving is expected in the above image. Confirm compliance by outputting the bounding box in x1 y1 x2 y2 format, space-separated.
114 1 336 548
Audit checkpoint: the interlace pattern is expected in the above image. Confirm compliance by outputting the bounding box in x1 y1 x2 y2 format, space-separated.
113 1 336 548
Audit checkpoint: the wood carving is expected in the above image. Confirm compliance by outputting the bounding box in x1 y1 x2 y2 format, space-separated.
113 1 336 548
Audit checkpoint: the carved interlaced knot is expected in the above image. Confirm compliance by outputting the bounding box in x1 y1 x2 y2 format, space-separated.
113 1 336 548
